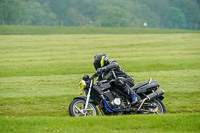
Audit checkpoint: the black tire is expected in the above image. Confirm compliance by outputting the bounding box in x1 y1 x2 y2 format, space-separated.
69 99 99 117
151 98 166 114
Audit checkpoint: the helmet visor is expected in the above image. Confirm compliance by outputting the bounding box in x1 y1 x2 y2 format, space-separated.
93 62 101 70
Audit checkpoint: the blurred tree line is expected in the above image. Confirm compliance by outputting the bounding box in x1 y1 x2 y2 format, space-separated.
0 0 200 30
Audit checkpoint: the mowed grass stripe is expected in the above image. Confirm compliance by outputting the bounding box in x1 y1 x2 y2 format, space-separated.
1 34 200 77
0 69 199 116
0 114 199 133
0 92 199 117
0 69 199 97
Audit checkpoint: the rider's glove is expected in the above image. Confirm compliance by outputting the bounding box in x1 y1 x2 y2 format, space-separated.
97 66 107 75
97 68 102 75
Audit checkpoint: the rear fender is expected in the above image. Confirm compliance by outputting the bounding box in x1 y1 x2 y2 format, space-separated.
157 95 164 101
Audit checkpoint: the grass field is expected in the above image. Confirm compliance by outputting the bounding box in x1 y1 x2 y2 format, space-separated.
0 28 200 132
1 26 200 35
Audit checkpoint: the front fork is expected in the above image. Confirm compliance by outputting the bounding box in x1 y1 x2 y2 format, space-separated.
83 79 93 116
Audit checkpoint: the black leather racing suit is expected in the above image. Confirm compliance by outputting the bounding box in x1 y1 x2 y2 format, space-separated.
97 60 135 92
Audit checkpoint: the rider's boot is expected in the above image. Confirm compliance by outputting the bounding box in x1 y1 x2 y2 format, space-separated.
130 92 138 105
130 92 139 105
123 86 139 105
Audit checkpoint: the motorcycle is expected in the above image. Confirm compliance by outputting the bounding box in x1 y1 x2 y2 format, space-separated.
68 70 166 117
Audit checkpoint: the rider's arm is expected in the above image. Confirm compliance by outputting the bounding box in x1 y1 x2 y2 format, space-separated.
105 60 119 71
97 60 119 74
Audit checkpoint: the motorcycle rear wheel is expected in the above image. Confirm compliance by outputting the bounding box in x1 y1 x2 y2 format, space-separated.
148 98 166 114
69 99 99 117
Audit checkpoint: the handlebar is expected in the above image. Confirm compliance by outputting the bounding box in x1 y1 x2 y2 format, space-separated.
91 73 98 80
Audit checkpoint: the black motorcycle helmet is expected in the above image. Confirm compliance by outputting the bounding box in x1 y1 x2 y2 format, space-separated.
93 53 110 70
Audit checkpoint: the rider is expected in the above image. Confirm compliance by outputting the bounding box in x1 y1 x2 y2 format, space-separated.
93 53 138 105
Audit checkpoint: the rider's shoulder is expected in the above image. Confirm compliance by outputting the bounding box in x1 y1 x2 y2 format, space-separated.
110 60 118 64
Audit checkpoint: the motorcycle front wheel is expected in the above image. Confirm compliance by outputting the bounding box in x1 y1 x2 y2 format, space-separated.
68 99 99 117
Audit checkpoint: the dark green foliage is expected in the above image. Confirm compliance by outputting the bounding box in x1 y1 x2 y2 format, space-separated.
0 0 200 30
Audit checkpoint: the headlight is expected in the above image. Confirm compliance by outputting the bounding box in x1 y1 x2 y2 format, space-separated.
79 80 86 91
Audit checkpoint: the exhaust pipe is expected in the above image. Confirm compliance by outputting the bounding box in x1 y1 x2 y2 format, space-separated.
146 89 164 100
137 89 164 111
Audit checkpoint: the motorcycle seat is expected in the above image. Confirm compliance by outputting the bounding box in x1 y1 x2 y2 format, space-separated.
131 81 149 90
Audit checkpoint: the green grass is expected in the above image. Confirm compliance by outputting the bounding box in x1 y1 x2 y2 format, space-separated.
0 32 200 132
0 114 200 133
0 26 200 35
